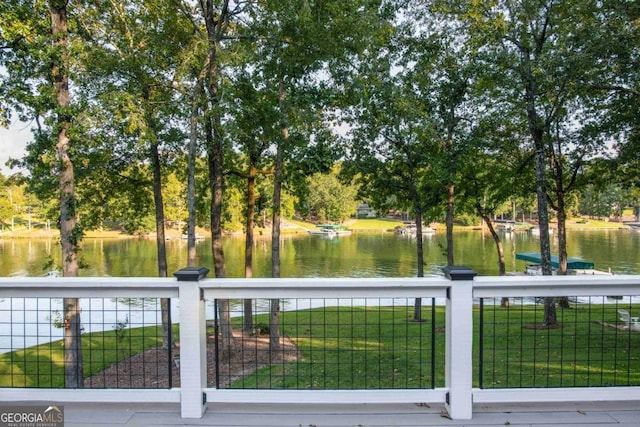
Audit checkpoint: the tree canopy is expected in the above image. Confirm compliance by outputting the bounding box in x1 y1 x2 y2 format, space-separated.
1 0 638 271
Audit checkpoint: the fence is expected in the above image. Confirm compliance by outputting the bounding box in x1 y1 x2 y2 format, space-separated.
1 269 640 419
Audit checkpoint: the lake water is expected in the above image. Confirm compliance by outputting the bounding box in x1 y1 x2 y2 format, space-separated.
1 228 639 278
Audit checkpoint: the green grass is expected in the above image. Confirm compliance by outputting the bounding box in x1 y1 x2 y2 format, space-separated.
480 303 640 388
231 306 443 389
4 302 640 390
565 218 629 229
0 324 177 387
347 218 405 230
288 218 405 231
230 302 640 390
285 219 317 230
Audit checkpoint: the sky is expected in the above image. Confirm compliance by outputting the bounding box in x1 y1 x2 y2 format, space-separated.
0 122 31 175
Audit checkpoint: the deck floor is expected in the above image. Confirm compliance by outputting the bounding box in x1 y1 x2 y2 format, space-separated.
24 400 640 426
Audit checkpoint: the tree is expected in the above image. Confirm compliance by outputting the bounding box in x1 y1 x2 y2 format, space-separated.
52 0 83 388
0 175 19 231
1 0 84 388
583 1 640 190
344 9 479 321
305 171 358 223
344 46 434 320
459 112 533 306
452 0 617 325
243 0 390 348
199 0 239 352
74 0 194 348
227 71 279 333
472 1 556 325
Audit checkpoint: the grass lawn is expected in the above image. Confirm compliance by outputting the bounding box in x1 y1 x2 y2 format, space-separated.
347 218 405 230
229 305 442 389
288 218 405 231
479 302 640 388
231 301 640 390
0 324 176 387
3 302 640 390
565 218 629 229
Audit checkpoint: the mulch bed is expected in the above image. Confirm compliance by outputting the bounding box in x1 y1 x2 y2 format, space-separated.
84 330 299 389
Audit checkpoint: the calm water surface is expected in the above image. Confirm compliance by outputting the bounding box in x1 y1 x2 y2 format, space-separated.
1 229 639 278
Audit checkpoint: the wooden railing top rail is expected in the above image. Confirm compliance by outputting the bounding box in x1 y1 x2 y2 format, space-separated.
473 274 640 298
0 277 178 298
199 276 451 299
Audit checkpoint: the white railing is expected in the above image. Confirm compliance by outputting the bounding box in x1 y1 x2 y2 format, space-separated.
472 275 640 407
0 277 179 404
1 269 640 420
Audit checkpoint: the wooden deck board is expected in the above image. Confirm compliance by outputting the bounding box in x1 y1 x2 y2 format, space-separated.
16 401 640 426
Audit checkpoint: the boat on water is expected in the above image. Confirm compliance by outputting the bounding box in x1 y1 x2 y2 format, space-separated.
494 219 515 232
529 226 553 235
515 252 609 275
497 224 514 232
181 234 205 240
396 222 436 236
308 224 352 237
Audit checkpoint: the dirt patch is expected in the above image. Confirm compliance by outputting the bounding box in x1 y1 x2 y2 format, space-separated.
85 330 299 389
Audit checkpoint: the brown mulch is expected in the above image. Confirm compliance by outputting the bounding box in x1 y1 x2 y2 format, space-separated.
84 330 300 389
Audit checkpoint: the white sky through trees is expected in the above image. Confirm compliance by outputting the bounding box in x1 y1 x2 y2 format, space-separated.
0 122 30 174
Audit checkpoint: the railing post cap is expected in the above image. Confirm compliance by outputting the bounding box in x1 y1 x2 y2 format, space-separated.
173 266 210 281
442 266 477 281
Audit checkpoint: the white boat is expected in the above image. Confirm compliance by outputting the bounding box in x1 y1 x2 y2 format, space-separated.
308 224 352 237
495 220 515 232
529 226 553 235
515 252 609 275
181 234 205 240
396 223 435 235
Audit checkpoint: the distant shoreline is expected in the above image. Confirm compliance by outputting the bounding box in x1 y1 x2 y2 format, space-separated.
0 218 630 240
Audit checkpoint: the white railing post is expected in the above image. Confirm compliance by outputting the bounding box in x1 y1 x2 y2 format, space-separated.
174 267 209 418
442 266 476 420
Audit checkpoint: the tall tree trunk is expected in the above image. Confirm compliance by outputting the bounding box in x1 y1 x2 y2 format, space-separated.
51 0 83 388
523 54 556 326
556 196 570 308
445 183 455 266
186 78 205 267
554 147 570 308
445 117 456 267
412 207 425 322
206 114 233 351
269 79 287 352
150 140 170 349
243 169 257 333
477 205 507 306
410 176 424 322
202 0 233 351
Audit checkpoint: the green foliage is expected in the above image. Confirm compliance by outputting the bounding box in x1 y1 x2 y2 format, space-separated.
305 172 358 223
579 184 630 219
456 213 480 227
222 186 245 232
0 0 637 241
